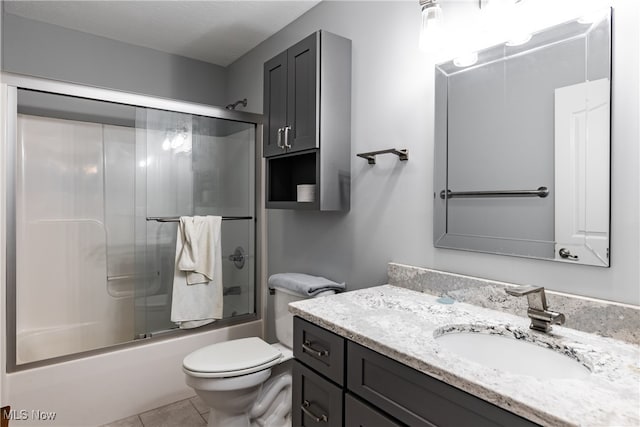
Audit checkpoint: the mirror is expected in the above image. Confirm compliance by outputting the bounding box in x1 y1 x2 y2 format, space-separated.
433 9 611 267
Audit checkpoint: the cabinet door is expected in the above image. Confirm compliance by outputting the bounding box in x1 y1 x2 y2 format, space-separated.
286 32 318 153
347 342 539 427
292 360 343 427
345 393 404 427
263 51 288 157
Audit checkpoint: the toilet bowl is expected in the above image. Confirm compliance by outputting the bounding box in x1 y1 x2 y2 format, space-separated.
184 337 291 427
183 286 333 427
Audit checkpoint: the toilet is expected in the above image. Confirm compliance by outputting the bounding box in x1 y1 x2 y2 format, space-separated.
183 287 334 427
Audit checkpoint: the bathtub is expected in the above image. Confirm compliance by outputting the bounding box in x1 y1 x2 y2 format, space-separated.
6 320 262 426
17 322 107 365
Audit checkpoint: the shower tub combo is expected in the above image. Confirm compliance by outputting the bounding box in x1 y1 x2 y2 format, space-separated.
0 73 265 426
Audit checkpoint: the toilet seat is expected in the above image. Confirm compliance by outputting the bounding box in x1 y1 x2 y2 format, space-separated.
183 337 283 379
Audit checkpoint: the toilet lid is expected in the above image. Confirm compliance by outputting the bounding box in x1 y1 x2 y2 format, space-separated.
183 337 282 376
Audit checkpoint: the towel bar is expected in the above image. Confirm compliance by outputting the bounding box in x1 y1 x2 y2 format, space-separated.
146 216 253 222
357 148 408 165
440 187 549 199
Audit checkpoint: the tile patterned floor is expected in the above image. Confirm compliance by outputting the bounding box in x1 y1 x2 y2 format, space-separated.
102 396 209 427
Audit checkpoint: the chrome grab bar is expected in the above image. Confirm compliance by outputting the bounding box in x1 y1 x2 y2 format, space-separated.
301 400 328 423
440 186 549 199
302 340 329 357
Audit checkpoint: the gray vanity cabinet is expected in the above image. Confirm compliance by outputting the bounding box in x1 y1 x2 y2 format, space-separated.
292 360 343 427
263 30 351 211
344 394 402 427
292 316 541 427
347 342 539 427
292 317 345 426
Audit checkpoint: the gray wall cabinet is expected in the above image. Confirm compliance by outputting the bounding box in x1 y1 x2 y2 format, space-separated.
263 30 351 211
292 317 541 427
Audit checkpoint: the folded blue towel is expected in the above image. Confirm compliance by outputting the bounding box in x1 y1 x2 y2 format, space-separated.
268 273 345 297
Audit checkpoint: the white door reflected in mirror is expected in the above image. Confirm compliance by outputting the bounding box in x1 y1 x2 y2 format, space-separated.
554 78 610 266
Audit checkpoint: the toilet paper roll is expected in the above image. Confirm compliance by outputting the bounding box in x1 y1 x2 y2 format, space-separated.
297 184 316 202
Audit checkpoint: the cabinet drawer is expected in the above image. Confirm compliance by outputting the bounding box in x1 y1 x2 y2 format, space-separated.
294 317 345 385
292 360 343 427
347 342 539 427
345 393 403 427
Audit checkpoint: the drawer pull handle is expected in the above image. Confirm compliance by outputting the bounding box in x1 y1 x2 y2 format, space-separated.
302 341 329 357
301 400 328 423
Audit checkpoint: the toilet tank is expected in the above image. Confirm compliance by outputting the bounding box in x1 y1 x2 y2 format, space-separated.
273 287 334 348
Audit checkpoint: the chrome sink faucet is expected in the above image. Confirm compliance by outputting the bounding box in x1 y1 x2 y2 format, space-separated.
505 286 565 332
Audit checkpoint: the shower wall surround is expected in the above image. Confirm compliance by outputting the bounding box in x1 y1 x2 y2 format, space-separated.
388 263 640 345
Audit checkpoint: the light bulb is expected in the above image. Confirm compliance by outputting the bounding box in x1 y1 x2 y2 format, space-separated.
506 33 532 46
453 52 478 68
419 2 443 53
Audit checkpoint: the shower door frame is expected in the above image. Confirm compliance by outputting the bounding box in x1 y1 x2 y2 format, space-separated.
1 72 266 372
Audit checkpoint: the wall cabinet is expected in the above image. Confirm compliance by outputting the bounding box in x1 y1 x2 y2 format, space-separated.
263 30 351 210
292 317 540 427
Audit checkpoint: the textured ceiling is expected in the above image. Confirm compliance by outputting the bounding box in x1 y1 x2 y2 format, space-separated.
3 0 322 66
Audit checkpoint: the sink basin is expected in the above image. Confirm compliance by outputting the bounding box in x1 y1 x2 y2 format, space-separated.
435 331 591 380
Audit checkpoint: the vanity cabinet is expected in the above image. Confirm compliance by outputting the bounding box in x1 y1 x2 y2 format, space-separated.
263 30 351 211
292 316 346 426
292 316 540 427
344 394 402 427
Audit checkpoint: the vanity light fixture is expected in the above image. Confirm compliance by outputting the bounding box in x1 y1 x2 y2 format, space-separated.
419 0 443 53
453 52 478 67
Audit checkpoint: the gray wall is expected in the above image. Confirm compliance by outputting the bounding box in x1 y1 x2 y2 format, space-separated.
227 1 640 307
0 2 3 71
1 12 227 106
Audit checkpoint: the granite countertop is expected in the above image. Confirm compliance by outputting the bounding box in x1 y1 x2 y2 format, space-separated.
289 285 640 427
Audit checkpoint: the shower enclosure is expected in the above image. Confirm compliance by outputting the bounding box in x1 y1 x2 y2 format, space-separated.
3 74 262 369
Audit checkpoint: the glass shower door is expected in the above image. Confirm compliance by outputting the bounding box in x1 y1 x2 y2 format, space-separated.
136 109 256 337
11 84 258 367
14 89 139 364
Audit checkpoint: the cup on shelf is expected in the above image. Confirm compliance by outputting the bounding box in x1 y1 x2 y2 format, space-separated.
297 184 316 202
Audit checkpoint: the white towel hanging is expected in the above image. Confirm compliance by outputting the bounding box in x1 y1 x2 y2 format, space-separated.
171 216 223 329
